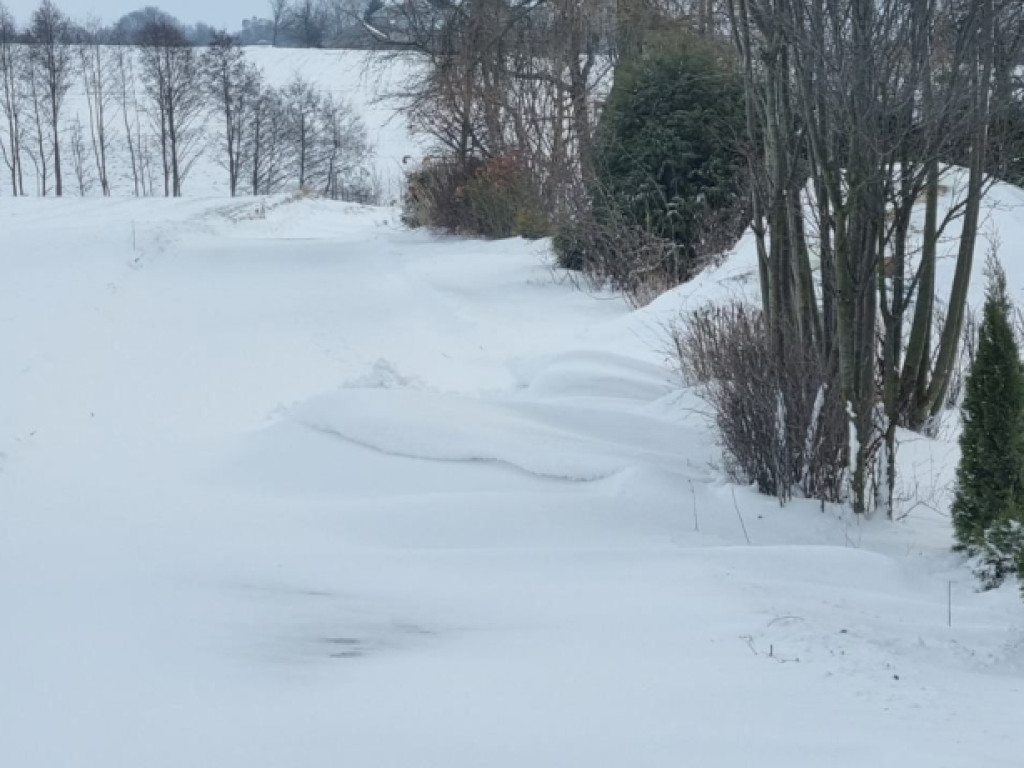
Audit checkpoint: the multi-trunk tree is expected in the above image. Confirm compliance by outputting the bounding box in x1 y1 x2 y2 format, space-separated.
78 21 116 196
137 17 206 197
112 43 150 197
0 3 25 195
27 0 72 197
364 0 612 215
201 32 260 197
268 0 290 46
725 0 1024 513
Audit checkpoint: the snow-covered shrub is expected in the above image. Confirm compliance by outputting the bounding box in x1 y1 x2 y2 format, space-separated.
402 154 549 239
676 303 847 504
975 519 1024 590
552 201 685 308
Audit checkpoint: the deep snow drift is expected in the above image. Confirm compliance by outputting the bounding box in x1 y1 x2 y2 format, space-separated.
0 190 1021 767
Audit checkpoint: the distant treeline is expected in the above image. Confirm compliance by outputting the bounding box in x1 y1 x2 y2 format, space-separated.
1 1 383 49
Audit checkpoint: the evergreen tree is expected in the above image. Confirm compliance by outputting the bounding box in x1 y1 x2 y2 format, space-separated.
951 259 1024 588
1018 549 1024 601
592 34 748 278
554 32 748 283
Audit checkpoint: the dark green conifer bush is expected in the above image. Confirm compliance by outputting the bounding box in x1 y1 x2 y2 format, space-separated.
952 260 1024 589
555 34 749 296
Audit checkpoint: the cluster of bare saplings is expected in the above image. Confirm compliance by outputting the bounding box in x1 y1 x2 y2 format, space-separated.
0 1 374 200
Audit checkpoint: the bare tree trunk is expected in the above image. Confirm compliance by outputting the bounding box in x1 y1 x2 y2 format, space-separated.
924 0 996 420
81 40 112 196
727 0 771 319
0 8 24 196
27 69 49 196
49 88 60 195
115 47 142 197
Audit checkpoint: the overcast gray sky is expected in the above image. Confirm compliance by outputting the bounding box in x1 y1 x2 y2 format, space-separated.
4 0 259 27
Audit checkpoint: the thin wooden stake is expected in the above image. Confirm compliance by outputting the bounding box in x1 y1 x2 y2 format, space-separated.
732 486 751 545
690 480 699 533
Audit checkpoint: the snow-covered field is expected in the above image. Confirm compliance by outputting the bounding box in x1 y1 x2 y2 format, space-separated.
0 186 1021 766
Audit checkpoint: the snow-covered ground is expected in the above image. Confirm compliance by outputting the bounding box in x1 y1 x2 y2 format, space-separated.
0 184 1021 766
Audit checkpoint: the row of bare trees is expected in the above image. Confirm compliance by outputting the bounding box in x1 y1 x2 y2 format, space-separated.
0 2 372 199
0 0 74 196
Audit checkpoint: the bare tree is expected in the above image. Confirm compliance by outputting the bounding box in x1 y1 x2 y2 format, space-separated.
27 0 73 196
289 0 327 48
78 18 115 195
0 2 25 195
68 114 93 195
112 45 148 196
322 0 364 46
269 0 289 45
24 55 51 195
318 92 371 199
201 32 261 196
247 83 288 194
282 75 322 189
364 0 610 214
138 18 206 197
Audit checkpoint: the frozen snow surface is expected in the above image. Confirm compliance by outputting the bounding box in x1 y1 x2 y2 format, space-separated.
1 135 1023 763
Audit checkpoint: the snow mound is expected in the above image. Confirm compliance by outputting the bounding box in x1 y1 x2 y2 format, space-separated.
514 350 674 401
291 389 630 482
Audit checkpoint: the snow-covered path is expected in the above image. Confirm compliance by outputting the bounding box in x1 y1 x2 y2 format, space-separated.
0 198 1020 767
